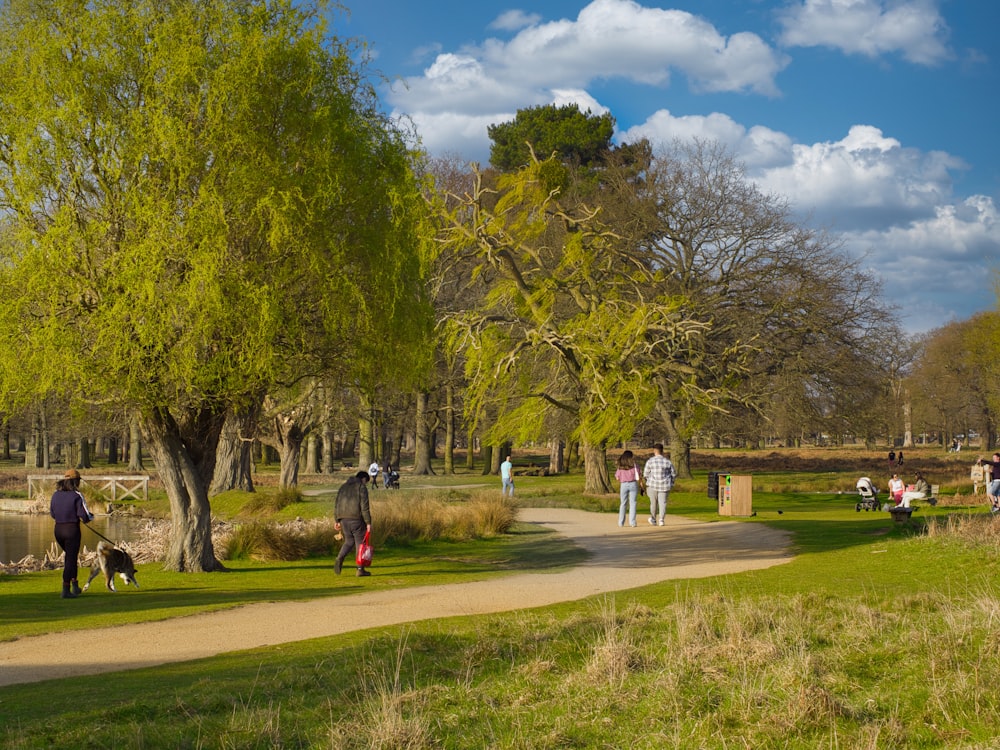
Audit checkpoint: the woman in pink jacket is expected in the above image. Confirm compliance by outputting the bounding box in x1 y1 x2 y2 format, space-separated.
615 450 641 527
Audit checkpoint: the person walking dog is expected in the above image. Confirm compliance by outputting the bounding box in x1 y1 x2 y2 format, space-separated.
49 468 94 598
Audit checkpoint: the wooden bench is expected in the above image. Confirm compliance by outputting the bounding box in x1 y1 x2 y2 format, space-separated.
888 485 939 522
28 474 150 505
888 506 913 523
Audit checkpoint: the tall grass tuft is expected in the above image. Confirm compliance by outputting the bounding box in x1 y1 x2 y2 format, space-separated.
373 491 516 543
224 519 338 561
584 597 644 685
925 512 1000 552
329 634 431 750
222 492 517 560
240 487 304 516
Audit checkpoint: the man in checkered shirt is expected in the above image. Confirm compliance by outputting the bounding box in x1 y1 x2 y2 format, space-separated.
642 443 677 526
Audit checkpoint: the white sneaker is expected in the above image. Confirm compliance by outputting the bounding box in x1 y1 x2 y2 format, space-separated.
647 517 655 525
658 519 665 526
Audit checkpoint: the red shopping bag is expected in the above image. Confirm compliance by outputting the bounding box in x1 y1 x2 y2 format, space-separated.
355 530 373 567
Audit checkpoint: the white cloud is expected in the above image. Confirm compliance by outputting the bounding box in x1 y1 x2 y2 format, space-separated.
840 196 999 330
489 10 542 32
623 108 995 331
387 0 788 122
621 109 794 169
405 110 507 165
550 89 609 115
778 0 951 65
752 125 966 230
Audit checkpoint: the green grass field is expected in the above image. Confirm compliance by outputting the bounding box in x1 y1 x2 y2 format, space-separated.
2 448 999 749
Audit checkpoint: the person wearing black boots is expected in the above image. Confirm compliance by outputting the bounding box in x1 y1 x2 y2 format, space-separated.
49 468 95 598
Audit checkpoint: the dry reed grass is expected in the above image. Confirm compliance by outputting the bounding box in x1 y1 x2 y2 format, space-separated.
224 491 517 561
924 512 1000 553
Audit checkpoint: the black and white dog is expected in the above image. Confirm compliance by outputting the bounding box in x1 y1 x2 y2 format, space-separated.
83 540 140 592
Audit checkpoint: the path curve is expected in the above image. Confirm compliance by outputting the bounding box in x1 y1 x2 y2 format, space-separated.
0 509 791 687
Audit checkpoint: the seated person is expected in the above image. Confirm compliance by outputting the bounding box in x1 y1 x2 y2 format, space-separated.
888 473 905 505
900 472 931 508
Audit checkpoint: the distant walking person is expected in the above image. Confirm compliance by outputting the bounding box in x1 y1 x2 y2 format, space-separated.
334 471 373 577
896 450 904 467
500 455 515 498
643 443 677 526
976 454 1000 513
887 450 896 470
49 468 94 599
367 460 380 490
614 450 641 527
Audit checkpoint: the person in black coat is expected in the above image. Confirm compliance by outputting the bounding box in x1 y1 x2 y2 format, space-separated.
334 471 372 577
49 468 94 598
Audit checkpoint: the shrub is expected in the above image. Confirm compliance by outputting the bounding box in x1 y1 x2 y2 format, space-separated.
240 487 304 516
372 491 517 544
225 518 337 561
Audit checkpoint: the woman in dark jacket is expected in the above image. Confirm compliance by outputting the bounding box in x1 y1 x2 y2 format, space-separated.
49 468 94 598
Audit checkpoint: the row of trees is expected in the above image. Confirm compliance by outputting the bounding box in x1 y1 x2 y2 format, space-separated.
0 1 994 571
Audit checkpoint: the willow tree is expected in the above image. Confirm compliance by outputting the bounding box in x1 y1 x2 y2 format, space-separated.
0 0 430 570
436 154 704 494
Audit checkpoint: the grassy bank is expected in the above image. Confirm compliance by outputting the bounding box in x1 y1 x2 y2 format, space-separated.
2 448 998 748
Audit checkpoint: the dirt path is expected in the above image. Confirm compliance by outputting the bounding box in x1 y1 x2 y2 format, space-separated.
0 509 791 687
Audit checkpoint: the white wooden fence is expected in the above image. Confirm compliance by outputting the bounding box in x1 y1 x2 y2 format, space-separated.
28 474 150 504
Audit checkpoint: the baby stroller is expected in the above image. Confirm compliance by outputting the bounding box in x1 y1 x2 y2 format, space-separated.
383 465 400 490
855 477 880 512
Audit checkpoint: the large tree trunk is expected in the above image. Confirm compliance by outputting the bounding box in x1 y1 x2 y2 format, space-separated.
548 439 565 474
128 417 144 471
304 434 319 473
466 426 476 470
358 393 375 469
480 444 493 476
140 406 226 573
211 407 257 495
443 383 455 475
656 399 694 480
274 418 304 488
582 442 611 494
76 436 91 469
412 390 435 475
321 425 335 474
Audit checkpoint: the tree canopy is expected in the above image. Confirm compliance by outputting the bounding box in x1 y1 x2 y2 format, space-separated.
0 0 430 570
487 103 616 172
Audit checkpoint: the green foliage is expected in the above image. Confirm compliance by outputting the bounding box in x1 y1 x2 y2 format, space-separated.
438 154 703 454
0 0 432 568
488 103 615 172
0 0 430 427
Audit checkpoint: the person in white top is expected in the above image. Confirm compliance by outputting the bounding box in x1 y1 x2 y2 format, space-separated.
887 473 905 506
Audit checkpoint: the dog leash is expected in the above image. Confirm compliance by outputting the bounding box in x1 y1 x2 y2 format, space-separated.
83 522 117 546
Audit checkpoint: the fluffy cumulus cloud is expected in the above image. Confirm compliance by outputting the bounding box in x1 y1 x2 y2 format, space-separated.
388 0 787 123
620 109 996 331
489 10 542 32
382 0 993 332
840 196 999 330
777 0 951 65
621 110 794 170
752 125 966 230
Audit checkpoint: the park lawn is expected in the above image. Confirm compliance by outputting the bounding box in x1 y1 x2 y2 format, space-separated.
3 465 997 748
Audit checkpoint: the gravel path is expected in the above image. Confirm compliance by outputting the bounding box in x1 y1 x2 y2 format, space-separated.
0 508 791 687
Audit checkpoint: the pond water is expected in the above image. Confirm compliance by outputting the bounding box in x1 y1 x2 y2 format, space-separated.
0 513 147 563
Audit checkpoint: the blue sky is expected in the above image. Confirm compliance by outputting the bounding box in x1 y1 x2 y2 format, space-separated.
340 0 1000 334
